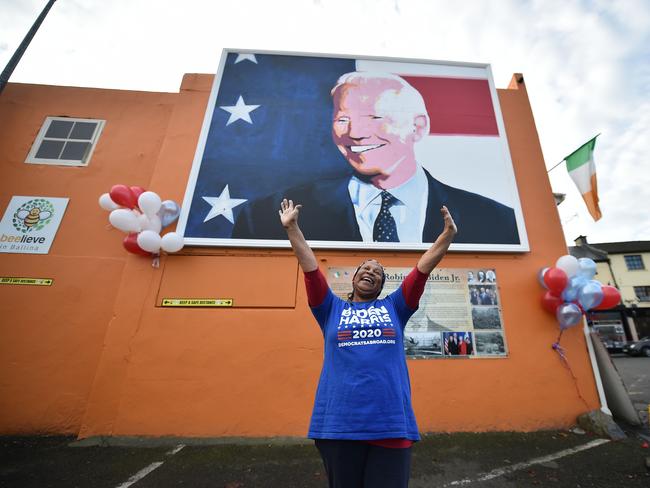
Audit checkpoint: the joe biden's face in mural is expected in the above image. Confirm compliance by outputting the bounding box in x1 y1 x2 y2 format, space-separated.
331 75 429 188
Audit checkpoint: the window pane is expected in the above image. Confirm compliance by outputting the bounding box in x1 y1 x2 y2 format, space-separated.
70 122 97 140
634 286 650 301
60 141 91 161
44 120 73 139
35 139 65 159
624 255 644 270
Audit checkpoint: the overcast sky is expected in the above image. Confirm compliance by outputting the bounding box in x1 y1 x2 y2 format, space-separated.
1 0 648 246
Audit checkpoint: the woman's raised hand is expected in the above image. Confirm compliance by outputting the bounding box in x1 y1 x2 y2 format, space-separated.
279 198 316 271
279 198 302 229
416 205 457 275
440 205 458 237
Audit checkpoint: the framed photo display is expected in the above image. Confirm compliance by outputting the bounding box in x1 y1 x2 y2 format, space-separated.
327 266 509 359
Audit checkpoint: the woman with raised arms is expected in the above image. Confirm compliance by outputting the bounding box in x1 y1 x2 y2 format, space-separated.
279 198 456 488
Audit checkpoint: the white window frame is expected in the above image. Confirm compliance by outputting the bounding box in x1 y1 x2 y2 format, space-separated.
25 116 106 167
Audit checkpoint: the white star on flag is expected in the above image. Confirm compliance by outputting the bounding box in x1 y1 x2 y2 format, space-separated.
234 53 257 64
220 96 260 126
202 185 247 224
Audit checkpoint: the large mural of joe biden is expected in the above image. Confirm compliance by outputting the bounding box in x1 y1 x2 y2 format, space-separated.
177 50 529 252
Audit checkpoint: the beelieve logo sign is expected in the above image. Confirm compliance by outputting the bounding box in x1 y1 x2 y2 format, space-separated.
0 196 69 254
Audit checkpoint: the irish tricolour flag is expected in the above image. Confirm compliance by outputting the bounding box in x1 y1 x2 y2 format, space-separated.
565 136 601 221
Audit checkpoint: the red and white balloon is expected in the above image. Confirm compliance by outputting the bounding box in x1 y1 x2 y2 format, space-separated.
98 185 184 257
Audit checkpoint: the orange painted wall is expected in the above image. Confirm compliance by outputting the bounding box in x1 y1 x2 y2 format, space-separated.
0 73 600 437
0 83 177 434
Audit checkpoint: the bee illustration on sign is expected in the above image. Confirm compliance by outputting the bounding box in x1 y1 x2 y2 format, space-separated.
12 199 55 233
17 207 52 228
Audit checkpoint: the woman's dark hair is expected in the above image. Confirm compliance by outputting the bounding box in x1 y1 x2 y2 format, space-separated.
347 259 386 301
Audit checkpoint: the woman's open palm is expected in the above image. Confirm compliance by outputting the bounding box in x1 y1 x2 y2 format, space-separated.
279 199 302 228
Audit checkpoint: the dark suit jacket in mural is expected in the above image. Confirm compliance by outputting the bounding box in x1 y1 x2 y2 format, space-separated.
232 169 519 245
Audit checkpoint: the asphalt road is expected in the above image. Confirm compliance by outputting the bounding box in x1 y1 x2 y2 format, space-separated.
612 354 650 425
1 355 648 487
1 431 649 488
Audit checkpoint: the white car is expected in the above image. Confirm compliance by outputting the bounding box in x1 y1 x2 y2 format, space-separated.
592 324 627 352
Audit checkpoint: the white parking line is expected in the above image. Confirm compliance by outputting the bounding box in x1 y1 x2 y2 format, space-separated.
167 444 186 456
115 444 185 488
444 438 610 486
115 462 164 488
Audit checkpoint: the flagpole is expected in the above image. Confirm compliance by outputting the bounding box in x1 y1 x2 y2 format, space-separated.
546 159 566 173
0 0 57 96
546 133 601 173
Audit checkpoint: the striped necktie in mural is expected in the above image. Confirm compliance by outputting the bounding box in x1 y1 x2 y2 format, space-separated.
373 191 399 242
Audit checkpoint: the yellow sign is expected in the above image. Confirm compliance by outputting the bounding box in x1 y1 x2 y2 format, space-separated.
0 277 53 286
161 298 233 307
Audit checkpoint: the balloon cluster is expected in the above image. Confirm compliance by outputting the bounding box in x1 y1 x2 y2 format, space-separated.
539 255 621 330
99 185 184 256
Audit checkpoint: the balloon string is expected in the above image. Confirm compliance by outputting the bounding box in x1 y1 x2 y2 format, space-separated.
152 254 160 268
551 341 568 365
552 336 591 411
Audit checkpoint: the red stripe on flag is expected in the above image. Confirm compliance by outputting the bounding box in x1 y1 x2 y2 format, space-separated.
401 76 499 136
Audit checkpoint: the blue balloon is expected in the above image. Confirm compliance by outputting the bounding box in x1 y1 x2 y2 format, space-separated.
577 258 597 280
578 280 604 311
556 302 583 330
157 200 181 228
561 275 587 302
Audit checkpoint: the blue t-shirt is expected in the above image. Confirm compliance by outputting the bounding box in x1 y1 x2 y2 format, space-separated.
308 286 420 441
